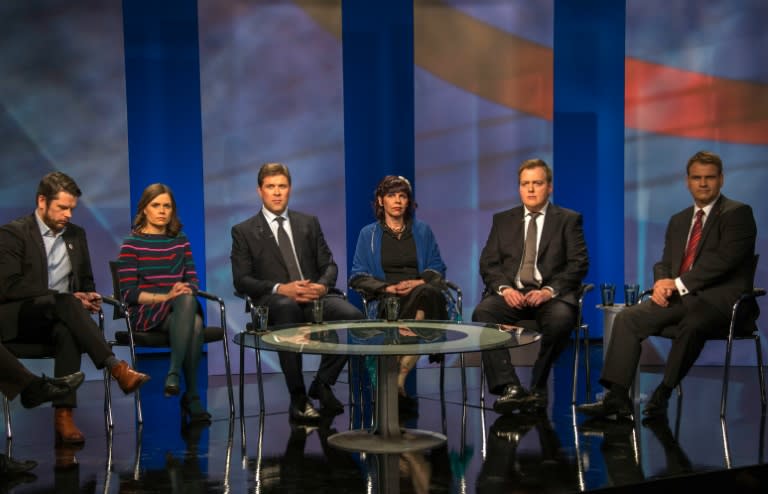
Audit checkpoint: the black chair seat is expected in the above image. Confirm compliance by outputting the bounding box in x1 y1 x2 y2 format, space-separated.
113 327 225 347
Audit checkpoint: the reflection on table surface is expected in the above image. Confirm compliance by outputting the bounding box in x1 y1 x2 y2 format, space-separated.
234 319 541 356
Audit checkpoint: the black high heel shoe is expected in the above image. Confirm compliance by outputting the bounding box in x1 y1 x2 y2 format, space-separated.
180 393 212 425
164 372 180 397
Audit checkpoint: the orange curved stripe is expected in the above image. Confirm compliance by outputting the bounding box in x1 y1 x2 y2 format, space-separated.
297 0 768 145
626 59 768 144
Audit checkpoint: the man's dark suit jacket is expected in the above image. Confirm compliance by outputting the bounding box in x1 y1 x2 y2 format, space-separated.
654 195 757 320
231 210 340 302
0 214 96 341
478 203 589 307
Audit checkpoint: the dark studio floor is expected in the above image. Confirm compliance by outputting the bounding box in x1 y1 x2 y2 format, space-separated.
2 342 767 494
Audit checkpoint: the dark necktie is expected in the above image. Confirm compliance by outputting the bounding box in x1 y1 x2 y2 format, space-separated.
519 211 541 288
679 209 704 275
275 217 302 280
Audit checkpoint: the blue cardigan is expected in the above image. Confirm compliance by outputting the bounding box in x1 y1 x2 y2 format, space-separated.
349 220 446 285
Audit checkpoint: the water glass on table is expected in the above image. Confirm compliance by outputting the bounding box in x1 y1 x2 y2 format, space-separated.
312 298 324 324
600 283 615 306
385 296 400 322
624 283 640 306
252 305 269 333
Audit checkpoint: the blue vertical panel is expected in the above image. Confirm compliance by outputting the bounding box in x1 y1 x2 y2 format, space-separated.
122 0 208 443
342 0 415 411
554 0 625 338
342 0 415 307
122 0 206 291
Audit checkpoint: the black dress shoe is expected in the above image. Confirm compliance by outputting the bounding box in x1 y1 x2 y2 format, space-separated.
642 386 671 420
289 397 321 422
308 380 344 415
20 372 85 409
576 390 633 419
493 384 529 415
0 453 37 475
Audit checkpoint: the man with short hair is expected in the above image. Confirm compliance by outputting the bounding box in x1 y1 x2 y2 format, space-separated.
231 162 364 421
577 151 757 421
473 158 589 414
0 172 150 445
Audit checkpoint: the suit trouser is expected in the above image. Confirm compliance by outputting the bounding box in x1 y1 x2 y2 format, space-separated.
0 343 37 400
5 293 114 407
599 294 729 390
472 294 577 393
265 294 364 397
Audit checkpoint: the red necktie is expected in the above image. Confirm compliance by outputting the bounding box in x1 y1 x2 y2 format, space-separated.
679 209 704 275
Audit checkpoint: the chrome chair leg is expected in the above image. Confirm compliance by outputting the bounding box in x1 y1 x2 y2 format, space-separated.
3 395 11 440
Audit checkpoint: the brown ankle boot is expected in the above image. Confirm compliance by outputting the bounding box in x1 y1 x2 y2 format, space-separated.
54 407 85 445
110 360 151 394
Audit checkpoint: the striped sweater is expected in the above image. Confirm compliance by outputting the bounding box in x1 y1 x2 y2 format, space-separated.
117 232 199 331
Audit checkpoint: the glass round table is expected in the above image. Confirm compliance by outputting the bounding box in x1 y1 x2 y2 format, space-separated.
236 319 540 453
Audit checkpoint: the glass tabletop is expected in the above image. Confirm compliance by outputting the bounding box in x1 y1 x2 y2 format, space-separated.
233 319 541 356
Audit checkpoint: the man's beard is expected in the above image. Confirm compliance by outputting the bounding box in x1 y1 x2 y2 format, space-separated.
42 209 66 234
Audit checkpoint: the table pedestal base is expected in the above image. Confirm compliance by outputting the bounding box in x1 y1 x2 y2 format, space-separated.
328 428 446 454
330 354 447 453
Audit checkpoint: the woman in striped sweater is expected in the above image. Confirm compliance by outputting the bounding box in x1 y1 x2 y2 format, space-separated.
117 183 210 425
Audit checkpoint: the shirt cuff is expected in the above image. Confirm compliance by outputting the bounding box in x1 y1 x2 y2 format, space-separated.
497 285 512 296
272 283 280 294
675 277 689 296
542 286 557 297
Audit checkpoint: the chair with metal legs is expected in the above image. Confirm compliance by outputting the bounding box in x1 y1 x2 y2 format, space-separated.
637 254 765 417
2 302 114 441
104 261 235 428
233 292 267 422
479 283 594 407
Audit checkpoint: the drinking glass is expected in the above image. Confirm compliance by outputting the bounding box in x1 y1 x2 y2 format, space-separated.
253 305 269 332
624 284 640 306
600 283 615 306
385 297 400 321
312 298 324 324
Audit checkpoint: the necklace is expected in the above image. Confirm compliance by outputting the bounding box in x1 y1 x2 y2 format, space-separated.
385 222 406 234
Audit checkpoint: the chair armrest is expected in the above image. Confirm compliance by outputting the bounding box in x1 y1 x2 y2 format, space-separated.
196 290 227 329
640 288 653 301
576 283 594 307
234 291 255 311
101 295 121 308
445 280 461 294
197 290 223 305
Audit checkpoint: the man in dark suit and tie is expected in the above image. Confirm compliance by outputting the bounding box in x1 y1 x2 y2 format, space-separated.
473 158 589 414
0 172 150 445
577 151 757 421
231 162 364 421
